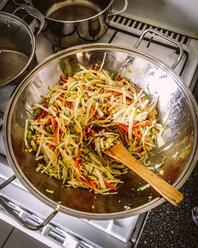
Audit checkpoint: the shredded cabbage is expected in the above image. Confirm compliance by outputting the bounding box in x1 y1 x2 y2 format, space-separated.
25 65 164 194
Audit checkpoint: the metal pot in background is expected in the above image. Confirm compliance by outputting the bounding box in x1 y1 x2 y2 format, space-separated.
0 6 44 88
22 0 128 48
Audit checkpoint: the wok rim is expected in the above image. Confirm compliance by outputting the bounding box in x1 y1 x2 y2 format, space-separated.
3 43 198 219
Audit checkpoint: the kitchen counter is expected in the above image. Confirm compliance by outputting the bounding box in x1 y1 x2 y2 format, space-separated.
137 82 198 248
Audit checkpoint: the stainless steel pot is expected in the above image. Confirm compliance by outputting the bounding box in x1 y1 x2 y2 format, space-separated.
1 29 198 229
0 7 44 88
23 0 128 48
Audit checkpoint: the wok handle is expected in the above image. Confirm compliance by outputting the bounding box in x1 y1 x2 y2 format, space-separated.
0 175 16 189
108 0 128 17
13 4 45 36
0 196 59 230
134 28 184 70
0 176 59 230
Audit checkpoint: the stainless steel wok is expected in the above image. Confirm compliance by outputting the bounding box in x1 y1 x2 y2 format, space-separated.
1 29 198 228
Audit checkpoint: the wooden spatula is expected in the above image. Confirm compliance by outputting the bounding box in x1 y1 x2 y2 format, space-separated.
104 141 184 206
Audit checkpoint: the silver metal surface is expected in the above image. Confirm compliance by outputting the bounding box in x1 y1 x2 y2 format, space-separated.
0 196 59 230
0 11 36 87
134 28 184 70
25 0 128 48
3 42 198 220
13 4 45 36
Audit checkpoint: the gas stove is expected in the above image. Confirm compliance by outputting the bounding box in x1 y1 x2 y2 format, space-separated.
0 1 198 248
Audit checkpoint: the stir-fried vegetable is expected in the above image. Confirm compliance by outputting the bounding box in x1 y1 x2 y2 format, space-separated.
25 65 164 194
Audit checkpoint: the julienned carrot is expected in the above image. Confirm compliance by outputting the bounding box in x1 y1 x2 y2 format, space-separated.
89 179 96 188
66 101 73 107
58 97 64 102
80 177 92 187
60 75 68 82
126 97 132 104
104 181 117 191
90 106 95 113
117 124 128 132
86 126 95 136
53 119 57 128
74 154 80 168
37 103 49 122
116 75 121 81
46 118 52 126
37 111 46 122
83 130 88 141
117 124 142 138
105 102 112 108
132 131 142 138
105 90 122 97
74 150 81 176
133 121 152 129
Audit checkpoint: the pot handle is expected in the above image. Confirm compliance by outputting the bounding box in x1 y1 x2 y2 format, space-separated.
108 0 128 17
0 176 59 230
134 28 184 70
13 4 45 36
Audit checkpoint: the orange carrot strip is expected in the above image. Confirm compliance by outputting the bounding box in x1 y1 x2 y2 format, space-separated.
118 124 142 138
86 126 95 136
80 177 92 187
60 75 68 82
126 97 132 104
132 131 142 138
66 101 73 108
105 102 112 108
104 181 117 191
90 106 95 113
114 92 123 97
46 118 52 126
83 130 88 141
105 90 122 97
132 121 152 130
37 111 46 122
53 119 57 128
116 75 121 81
117 124 128 132
89 179 96 188
58 97 64 102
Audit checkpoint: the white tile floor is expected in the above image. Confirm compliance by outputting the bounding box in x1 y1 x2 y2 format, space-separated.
0 219 49 248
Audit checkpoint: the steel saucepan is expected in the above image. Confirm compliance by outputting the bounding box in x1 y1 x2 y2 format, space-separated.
0 7 44 88
20 0 128 48
1 30 198 226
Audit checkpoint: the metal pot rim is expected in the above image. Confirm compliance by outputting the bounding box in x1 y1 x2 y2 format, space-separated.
42 0 114 23
4 43 198 219
0 11 36 88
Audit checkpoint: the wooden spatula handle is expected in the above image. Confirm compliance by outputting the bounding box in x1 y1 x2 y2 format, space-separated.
105 142 183 206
